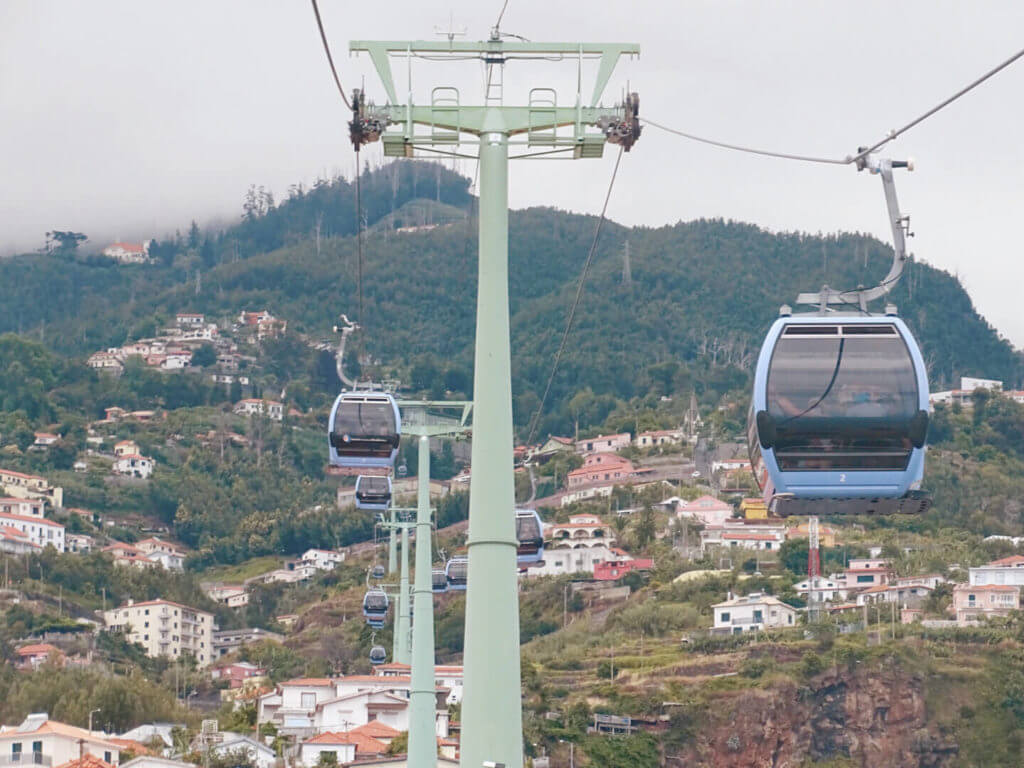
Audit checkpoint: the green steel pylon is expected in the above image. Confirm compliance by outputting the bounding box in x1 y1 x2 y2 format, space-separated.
350 40 640 768
399 402 472 768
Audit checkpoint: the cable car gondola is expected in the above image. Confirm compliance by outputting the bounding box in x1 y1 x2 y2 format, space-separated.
355 475 392 511
514 509 544 564
369 645 387 665
445 557 468 591
370 564 386 580
749 314 930 517
748 154 932 517
328 392 401 469
362 588 389 628
432 568 448 594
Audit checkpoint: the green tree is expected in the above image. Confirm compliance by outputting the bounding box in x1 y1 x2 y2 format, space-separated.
191 344 217 368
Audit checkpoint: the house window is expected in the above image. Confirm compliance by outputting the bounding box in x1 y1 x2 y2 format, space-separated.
765 543 772 550
12 743 22 759
720 612 730 623
856 575 874 584
753 610 763 623
145 609 150 615
31 743 41 756
104 753 112 764
301 693 316 709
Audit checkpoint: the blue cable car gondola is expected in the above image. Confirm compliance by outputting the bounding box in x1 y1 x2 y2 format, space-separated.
515 509 544 564
445 557 468 591
355 475 392 511
328 392 401 469
432 568 448 594
748 314 930 516
362 588 389 628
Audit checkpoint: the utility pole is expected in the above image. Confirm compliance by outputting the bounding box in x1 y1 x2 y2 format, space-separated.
349 35 639 768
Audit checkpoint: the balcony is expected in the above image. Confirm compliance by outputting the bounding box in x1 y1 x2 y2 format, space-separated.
0 754 53 767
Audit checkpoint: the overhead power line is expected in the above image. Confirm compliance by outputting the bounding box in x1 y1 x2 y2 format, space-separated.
645 43 1024 166
310 0 352 110
525 146 624 447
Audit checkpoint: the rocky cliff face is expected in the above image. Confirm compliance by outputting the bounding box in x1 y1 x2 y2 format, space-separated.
675 666 959 768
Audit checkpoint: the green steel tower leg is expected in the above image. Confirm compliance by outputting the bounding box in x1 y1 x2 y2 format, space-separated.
408 435 436 768
461 132 523 768
388 508 397 574
395 519 412 665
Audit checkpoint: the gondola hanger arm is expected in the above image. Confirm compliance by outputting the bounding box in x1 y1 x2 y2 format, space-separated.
796 153 914 310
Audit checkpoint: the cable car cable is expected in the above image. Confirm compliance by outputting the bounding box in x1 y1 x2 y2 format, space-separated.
309 0 351 111
850 43 1024 164
644 43 1024 168
641 118 847 165
525 146 624 447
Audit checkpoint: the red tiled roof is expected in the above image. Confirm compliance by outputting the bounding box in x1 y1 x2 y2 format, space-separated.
54 756 115 768
305 731 387 755
722 532 780 541
350 721 402 739
988 555 1024 567
281 677 334 686
16 643 61 656
0 512 62 528
107 242 145 253
0 468 46 481
106 738 152 755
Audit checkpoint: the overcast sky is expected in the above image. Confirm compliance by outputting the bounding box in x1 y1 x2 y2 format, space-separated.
2 1 1023 348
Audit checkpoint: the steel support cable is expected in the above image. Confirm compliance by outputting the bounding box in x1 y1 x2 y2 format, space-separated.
850 43 1024 163
645 43 1024 167
525 146 624 447
641 118 847 165
310 0 351 110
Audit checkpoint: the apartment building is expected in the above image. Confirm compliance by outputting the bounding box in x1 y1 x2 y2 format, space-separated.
103 599 214 667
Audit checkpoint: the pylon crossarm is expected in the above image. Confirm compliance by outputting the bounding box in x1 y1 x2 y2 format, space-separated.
350 40 639 108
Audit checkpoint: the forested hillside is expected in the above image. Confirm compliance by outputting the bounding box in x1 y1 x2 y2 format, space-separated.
2 162 1020 441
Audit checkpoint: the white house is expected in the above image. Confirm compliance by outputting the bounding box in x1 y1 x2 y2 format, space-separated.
794 577 847 602
0 714 121 766
676 495 734 527
103 241 151 264
546 514 614 549
970 555 1024 586
712 593 798 634
113 455 155 479
855 583 934 606
301 549 346 571
206 584 250 608
575 433 631 454
0 498 46 518
233 399 284 421
634 429 683 448
0 526 41 555
526 543 619 578
207 736 275 768
700 521 786 553
0 512 64 552
66 534 95 554
122 757 196 768
175 313 206 327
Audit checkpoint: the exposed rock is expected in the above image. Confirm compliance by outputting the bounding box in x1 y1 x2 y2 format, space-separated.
675 665 958 768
